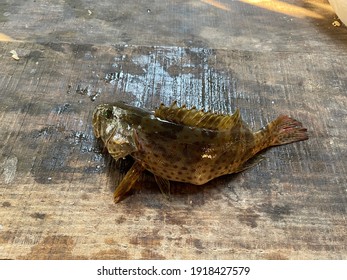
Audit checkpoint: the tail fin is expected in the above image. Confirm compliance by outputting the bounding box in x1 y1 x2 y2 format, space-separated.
268 115 308 146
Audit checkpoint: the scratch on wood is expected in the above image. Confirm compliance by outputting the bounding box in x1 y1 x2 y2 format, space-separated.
2 155 18 184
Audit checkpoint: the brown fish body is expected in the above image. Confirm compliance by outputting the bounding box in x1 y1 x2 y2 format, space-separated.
93 101 308 202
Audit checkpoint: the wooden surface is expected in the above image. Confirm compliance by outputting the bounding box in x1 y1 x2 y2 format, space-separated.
0 0 346 259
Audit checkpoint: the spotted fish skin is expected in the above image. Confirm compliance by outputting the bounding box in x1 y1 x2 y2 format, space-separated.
93 101 308 202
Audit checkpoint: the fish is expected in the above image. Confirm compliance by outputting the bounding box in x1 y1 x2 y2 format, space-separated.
92 101 308 203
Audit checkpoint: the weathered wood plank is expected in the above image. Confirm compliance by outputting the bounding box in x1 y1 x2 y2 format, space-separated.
1 41 346 259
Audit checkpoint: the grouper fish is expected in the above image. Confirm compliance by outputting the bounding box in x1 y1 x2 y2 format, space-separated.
92 101 308 203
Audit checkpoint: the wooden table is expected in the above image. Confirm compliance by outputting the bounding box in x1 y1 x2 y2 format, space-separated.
0 0 346 259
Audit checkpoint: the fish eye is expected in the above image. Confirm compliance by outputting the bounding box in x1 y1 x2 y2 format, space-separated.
104 108 113 119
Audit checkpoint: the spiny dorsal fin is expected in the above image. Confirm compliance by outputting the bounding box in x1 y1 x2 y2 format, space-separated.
154 102 242 130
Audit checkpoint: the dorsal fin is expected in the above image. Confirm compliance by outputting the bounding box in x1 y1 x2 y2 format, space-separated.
154 101 242 130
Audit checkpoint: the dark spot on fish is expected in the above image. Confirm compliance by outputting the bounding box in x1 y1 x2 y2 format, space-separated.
223 165 229 171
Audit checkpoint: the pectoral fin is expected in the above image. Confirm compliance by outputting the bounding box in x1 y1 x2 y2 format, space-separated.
114 162 145 203
154 175 171 200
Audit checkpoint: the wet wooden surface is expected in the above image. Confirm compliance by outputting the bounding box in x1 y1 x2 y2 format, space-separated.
0 0 346 259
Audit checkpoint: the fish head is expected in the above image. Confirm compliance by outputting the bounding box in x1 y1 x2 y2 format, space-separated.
92 104 136 159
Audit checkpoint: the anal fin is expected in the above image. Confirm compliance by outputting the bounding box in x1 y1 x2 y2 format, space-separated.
154 175 171 200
